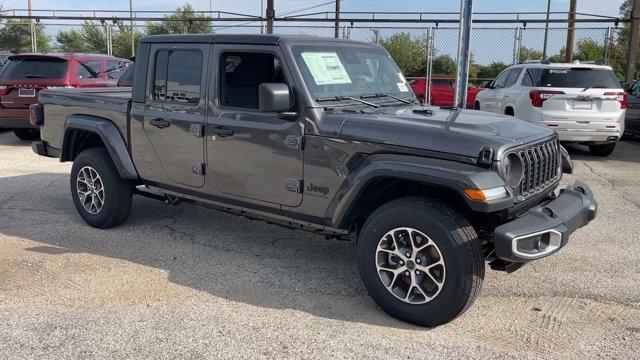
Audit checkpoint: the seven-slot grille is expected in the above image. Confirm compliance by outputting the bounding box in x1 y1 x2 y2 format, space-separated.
514 138 560 196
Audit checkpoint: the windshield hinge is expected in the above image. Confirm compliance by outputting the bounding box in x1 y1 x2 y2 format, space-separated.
190 124 204 137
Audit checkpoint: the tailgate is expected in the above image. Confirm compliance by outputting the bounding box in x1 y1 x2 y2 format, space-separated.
543 93 622 119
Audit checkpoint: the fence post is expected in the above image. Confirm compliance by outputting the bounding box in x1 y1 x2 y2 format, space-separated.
425 27 434 105
603 27 612 65
30 22 37 52
513 27 522 64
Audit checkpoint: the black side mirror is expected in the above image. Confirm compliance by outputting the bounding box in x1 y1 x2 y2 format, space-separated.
259 83 292 113
560 145 573 174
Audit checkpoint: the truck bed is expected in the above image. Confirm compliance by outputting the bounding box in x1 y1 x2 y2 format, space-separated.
39 87 132 151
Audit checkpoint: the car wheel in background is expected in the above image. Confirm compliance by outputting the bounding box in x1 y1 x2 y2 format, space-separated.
474 102 480 110
13 129 40 141
588 142 616 157
70 148 133 229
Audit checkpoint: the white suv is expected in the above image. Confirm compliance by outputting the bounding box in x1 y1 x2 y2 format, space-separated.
475 61 626 156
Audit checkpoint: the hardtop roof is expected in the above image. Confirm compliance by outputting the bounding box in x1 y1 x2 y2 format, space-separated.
140 34 373 47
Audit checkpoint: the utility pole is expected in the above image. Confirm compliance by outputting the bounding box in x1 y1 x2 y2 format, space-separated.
454 0 474 109
334 0 340 38
27 0 32 17
266 0 274 34
627 0 640 83
564 0 577 62
130 0 135 57
542 0 551 59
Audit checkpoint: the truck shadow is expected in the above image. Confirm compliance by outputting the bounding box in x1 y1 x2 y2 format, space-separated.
563 139 640 164
0 172 416 329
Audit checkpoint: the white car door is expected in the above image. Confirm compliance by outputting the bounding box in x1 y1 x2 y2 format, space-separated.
497 68 523 114
481 68 511 113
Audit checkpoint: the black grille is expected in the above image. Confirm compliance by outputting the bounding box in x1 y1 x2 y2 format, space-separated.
515 138 560 196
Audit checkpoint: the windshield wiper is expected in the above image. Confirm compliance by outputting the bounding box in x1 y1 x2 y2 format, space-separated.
361 93 414 104
316 96 380 108
582 85 608 92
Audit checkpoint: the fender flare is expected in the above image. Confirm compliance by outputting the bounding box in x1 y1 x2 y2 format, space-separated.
328 153 511 228
61 115 139 179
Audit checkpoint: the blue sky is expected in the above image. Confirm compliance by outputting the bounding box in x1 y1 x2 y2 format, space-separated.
4 0 626 19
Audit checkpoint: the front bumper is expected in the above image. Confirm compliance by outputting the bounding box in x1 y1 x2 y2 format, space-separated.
493 181 597 263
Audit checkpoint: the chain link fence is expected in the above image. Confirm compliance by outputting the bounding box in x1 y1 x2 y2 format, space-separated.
0 20 626 78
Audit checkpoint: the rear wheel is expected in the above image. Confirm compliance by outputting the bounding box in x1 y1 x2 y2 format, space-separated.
13 129 40 141
474 102 480 110
588 142 616 157
70 148 133 228
357 197 484 327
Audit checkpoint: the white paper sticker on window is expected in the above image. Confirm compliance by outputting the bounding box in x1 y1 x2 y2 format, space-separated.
398 72 408 83
301 52 352 85
397 82 410 92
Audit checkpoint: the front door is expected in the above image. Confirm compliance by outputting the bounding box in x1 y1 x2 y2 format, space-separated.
142 44 208 188
206 45 304 207
627 80 640 136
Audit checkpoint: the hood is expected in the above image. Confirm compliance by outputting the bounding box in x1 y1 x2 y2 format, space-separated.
336 106 555 159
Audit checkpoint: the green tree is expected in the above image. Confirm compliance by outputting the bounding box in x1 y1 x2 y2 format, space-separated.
0 20 50 53
431 54 456 76
146 4 212 35
518 47 543 62
112 24 145 58
473 61 509 79
376 32 426 77
56 21 108 53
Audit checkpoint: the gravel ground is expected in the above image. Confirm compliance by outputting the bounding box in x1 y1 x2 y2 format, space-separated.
0 131 639 359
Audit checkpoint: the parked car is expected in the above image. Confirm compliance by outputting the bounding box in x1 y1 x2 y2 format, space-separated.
0 53 130 140
475 61 626 156
624 78 640 138
410 76 483 108
31 34 596 327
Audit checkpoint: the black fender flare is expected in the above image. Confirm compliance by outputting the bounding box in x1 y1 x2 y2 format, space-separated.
61 115 139 179
328 153 511 228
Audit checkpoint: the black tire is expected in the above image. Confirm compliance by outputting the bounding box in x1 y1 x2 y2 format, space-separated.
588 142 616 156
357 197 484 327
504 107 514 116
70 148 133 228
474 102 480 110
13 129 40 141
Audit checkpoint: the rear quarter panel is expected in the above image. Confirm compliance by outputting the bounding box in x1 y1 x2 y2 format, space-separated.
39 88 131 150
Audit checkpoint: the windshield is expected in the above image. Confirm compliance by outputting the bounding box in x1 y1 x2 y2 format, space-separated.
292 45 414 103
0 57 68 79
532 67 621 89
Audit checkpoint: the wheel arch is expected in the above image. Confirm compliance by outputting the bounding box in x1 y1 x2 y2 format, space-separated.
61 115 138 180
329 154 508 230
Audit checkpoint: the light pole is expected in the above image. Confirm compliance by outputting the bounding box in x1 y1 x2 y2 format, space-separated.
454 0 474 109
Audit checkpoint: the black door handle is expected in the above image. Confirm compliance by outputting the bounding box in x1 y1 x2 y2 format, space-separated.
209 126 234 137
149 118 171 129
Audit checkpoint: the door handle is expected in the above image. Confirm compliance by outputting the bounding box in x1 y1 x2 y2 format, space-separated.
149 118 171 129
209 126 234 137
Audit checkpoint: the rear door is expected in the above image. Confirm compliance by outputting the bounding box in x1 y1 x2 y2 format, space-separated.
481 68 511 113
141 43 209 188
627 80 640 135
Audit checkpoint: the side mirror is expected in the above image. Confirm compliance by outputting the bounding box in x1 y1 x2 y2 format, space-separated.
259 83 291 113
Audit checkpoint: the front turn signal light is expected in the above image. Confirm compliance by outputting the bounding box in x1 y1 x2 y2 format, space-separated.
464 186 508 202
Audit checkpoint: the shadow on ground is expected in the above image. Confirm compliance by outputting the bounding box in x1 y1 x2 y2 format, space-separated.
0 171 418 329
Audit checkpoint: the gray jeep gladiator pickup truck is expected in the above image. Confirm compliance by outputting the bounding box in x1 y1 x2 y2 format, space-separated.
30 34 597 327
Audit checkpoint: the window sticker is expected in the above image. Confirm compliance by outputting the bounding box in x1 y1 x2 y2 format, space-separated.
397 82 410 92
301 52 352 85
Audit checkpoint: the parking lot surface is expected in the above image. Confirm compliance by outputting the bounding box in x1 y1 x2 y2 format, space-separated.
0 130 639 359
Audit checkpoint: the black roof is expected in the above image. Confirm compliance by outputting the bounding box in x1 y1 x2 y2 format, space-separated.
140 34 370 46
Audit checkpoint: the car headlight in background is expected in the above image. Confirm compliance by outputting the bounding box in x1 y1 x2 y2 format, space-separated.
503 152 524 188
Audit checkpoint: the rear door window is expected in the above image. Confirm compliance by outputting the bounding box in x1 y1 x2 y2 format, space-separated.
492 69 511 89
78 60 101 79
0 57 68 79
536 68 621 89
106 60 128 80
152 49 202 104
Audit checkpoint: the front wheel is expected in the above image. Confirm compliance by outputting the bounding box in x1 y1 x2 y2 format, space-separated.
13 129 40 141
588 142 616 157
70 148 133 228
357 197 484 327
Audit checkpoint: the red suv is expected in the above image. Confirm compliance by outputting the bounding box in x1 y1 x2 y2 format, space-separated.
0 53 131 140
410 76 484 109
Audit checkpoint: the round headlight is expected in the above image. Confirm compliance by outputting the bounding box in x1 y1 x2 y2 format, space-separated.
504 153 524 188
